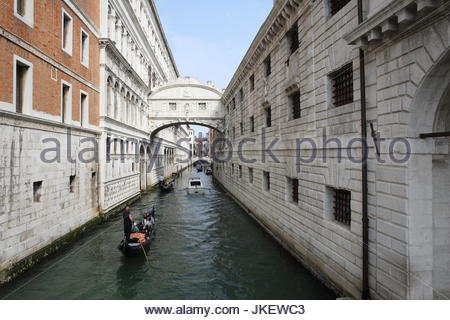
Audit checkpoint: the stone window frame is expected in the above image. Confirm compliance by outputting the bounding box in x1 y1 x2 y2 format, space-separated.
326 0 352 17
250 116 255 133
286 86 301 121
248 167 254 184
13 55 33 115
14 0 34 28
62 8 74 56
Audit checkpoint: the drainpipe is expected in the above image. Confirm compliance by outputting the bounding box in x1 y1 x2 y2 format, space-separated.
358 0 370 300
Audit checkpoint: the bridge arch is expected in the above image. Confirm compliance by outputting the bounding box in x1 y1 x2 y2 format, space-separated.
148 77 225 138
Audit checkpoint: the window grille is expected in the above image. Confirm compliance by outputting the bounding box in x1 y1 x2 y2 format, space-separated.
330 63 353 107
292 179 299 203
333 189 351 226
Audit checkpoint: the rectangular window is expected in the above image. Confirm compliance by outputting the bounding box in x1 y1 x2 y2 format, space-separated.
61 82 71 123
232 97 236 110
80 29 89 67
265 106 272 128
69 175 76 193
249 168 254 184
33 181 42 203
240 122 243 136
290 178 299 203
62 10 73 55
233 127 236 140
289 90 301 120
16 0 25 16
198 102 207 110
330 63 354 107
239 165 242 179
287 22 299 55
330 0 351 16
232 164 235 175
263 171 270 191
169 103 177 111
249 75 255 92
106 137 111 162
15 0 33 27
332 188 351 226
250 116 255 133
15 59 31 114
264 55 271 77
239 88 244 102
80 92 88 127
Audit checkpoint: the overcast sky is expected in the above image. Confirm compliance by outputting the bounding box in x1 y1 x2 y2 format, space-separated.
154 0 273 136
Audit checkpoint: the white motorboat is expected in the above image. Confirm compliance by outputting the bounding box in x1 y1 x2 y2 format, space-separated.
187 175 205 194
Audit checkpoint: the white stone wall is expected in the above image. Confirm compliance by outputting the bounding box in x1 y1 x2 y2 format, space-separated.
0 113 99 275
215 0 450 299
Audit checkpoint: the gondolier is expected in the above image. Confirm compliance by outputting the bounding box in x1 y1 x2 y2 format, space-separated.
122 206 133 243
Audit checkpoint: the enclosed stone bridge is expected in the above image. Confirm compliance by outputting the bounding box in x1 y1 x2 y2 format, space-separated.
148 77 225 138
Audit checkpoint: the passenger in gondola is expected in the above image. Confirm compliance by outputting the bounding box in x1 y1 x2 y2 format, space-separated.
122 206 133 243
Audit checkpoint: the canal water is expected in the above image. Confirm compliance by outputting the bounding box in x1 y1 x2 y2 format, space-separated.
0 171 335 300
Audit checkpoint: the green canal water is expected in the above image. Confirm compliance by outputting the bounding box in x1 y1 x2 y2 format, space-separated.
0 171 335 300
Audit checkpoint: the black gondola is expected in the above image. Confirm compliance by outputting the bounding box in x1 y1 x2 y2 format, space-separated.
118 210 156 257
159 181 174 193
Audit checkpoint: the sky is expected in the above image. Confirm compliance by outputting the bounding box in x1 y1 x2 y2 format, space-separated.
154 0 273 136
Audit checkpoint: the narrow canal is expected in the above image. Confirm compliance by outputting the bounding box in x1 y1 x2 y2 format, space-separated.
0 171 335 300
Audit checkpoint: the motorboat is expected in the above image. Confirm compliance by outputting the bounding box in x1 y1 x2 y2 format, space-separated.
187 175 204 194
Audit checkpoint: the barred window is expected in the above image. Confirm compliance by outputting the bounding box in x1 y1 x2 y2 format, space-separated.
330 63 353 107
291 179 299 203
287 22 299 55
265 107 272 128
240 122 244 135
264 171 270 191
330 0 351 15
333 189 351 226
239 165 242 179
239 88 244 102
249 168 254 184
250 75 255 92
264 55 271 77
198 102 206 110
289 91 301 120
169 103 177 111
250 116 255 133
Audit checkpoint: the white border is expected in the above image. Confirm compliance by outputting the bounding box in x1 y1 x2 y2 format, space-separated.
61 80 73 124
79 89 89 127
61 8 73 56
13 55 33 116
14 0 34 28
80 28 89 68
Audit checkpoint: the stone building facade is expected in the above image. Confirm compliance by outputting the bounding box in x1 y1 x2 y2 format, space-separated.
98 0 192 212
0 0 101 281
214 0 449 299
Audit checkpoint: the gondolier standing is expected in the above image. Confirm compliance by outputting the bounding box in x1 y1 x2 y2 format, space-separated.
123 206 133 243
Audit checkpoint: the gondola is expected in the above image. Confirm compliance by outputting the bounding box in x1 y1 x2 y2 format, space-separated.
118 211 156 257
159 181 174 193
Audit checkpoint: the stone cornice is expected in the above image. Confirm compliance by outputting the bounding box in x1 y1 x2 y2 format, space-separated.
0 110 101 136
344 0 448 48
223 0 304 102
